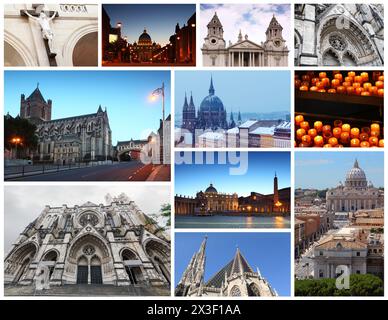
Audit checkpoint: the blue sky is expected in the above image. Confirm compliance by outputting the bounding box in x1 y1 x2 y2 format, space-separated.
175 232 291 296
175 71 290 115
4 71 171 144
103 4 195 46
175 152 290 196
295 151 384 189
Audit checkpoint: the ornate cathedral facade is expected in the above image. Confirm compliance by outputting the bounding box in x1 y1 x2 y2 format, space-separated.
175 237 277 297
295 4 384 66
20 85 112 164
202 12 288 67
326 159 384 212
4 193 170 295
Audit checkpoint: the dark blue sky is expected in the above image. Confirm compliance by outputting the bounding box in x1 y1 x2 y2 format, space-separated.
175 152 290 196
295 151 384 189
104 4 196 45
4 71 171 144
175 232 291 296
175 71 290 114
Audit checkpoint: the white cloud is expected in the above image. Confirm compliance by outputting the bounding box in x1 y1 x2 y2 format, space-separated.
200 4 291 50
4 185 170 252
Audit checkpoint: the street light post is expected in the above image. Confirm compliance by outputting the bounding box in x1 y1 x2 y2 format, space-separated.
11 137 22 160
151 83 165 165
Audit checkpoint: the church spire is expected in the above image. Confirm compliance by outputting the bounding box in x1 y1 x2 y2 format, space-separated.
209 76 215 95
189 91 195 109
183 92 188 110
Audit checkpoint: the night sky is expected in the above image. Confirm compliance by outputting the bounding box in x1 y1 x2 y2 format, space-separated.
103 4 196 46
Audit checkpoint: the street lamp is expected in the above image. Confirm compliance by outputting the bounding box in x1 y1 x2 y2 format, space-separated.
11 137 22 159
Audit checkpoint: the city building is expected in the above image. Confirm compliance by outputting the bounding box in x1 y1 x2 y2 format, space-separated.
102 5 195 65
175 237 277 297
178 78 290 147
294 4 384 66
4 193 171 295
4 4 98 67
202 12 288 66
18 85 112 164
175 174 290 215
312 227 384 279
326 159 383 213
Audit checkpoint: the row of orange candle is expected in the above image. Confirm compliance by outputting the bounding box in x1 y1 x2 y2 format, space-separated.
295 115 384 148
295 71 384 97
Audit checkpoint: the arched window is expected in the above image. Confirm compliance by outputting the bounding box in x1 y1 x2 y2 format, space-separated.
230 285 242 296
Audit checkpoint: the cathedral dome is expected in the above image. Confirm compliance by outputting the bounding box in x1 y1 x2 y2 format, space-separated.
345 159 367 188
205 183 218 193
199 77 225 112
138 29 152 44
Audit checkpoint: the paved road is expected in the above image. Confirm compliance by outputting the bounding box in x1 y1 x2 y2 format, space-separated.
8 161 145 181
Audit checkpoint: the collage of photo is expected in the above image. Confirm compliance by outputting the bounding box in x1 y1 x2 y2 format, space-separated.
1 1 385 299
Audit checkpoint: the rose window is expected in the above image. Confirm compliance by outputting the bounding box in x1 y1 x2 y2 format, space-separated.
329 34 347 51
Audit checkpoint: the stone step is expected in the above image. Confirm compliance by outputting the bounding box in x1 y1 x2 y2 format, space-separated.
5 284 170 296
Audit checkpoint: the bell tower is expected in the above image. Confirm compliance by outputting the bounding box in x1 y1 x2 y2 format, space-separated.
20 83 52 124
202 12 227 66
264 15 288 66
273 172 279 204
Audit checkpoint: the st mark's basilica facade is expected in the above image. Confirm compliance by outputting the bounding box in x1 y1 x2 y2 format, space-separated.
4 193 171 295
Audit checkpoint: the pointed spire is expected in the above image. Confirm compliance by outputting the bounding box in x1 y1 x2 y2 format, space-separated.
354 158 359 168
230 109 234 121
37 82 39 89
275 171 277 178
183 92 188 109
97 104 103 113
209 76 215 95
238 110 242 122
189 91 195 109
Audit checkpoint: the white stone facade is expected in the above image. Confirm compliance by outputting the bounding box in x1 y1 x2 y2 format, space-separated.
4 193 171 292
202 13 288 67
295 4 384 66
4 4 98 66
326 159 383 213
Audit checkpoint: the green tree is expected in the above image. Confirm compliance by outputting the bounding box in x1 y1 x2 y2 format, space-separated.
295 274 383 296
160 203 171 227
4 115 38 158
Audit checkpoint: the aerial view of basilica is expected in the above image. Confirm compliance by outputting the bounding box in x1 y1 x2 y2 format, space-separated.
294 153 384 296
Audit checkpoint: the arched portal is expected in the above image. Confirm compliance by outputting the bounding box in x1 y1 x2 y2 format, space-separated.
77 256 88 284
4 41 26 66
5 242 37 283
121 249 144 284
72 32 98 66
42 250 58 279
144 240 171 284
322 49 340 66
90 255 103 284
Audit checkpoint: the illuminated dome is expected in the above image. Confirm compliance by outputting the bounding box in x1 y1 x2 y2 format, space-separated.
199 77 225 112
138 29 152 45
345 159 367 188
205 183 218 193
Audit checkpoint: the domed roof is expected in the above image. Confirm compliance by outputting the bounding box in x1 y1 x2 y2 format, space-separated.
346 159 366 181
200 77 225 112
139 29 151 42
205 183 218 193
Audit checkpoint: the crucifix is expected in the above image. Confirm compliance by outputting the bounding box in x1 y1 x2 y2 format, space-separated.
20 4 59 66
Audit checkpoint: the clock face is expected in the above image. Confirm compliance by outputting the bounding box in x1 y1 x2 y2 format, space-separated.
210 38 217 45
274 40 281 47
